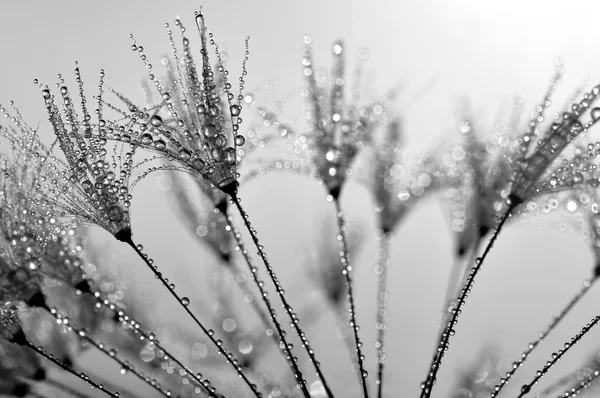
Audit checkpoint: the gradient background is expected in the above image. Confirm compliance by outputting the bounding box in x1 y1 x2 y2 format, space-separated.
2 1 600 397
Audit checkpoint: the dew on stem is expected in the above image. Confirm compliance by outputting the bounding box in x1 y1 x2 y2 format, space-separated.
516 313 600 397
0 302 121 398
45 306 174 398
489 277 597 397
115 229 263 398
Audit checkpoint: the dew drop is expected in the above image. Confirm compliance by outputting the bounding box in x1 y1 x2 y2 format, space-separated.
154 140 167 150
140 133 153 145
592 107 600 121
230 105 241 116
182 297 190 306
150 115 163 127
234 135 245 146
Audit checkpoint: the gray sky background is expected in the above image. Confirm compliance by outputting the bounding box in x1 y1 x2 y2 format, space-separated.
3 1 600 397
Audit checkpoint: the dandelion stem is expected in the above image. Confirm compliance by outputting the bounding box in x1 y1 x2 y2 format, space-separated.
490 276 597 397
24 342 120 398
517 312 600 397
117 233 262 398
333 198 369 398
420 209 512 398
554 369 599 397
90 291 221 398
44 307 173 398
229 193 329 398
440 239 483 332
44 376 94 398
224 217 283 346
375 230 391 398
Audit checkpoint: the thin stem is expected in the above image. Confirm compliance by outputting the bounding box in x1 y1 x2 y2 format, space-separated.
333 198 369 398
375 230 391 398
490 276 597 397
420 209 512 398
24 342 120 398
120 235 261 398
517 312 600 397
554 369 599 397
44 377 94 398
440 239 483 334
532 370 578 397
224 217 283 347
91 291 221 398
229 194 330 398
45 307 173 398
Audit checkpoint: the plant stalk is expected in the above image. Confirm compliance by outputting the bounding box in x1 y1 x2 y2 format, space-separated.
420 209 512 398
333 198 369 398
490 276 597 397
229 192 330 398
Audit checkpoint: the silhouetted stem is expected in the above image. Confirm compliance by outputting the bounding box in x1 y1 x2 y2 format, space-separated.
490 276 597 397
440 239 483 333
44 307 172 397
420 209 512 398
44 377 94 398
229 194 329 398
91 291 220 398
121 236 262 398
517 312 600 397
333 198 369 398
375 230 391 398
25 342 120 398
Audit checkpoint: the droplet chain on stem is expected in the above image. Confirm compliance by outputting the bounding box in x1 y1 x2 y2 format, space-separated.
375 232 390 398
43 376 95 398
91 292 220 398
226 216 337 397
556 368 600 397
224 218 283 345
333 198 370 398
229 194 330 398
517 313 600 397
439 239 483 336
45 307 173 398
534 368 581 398
490 277 597 397
123 237 262 398
420 209 512 398
25 342 120 398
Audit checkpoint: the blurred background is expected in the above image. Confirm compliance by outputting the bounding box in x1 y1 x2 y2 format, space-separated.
2 0 600 397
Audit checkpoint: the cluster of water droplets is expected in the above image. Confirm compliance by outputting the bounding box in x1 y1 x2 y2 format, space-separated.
511 72 600 204
34 66 137 236
301 35 386 198
104 13 250 194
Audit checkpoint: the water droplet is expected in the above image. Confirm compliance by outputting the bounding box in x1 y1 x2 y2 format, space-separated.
140 133 153 145
150 115 163 127
230 105 241 116
234 135 245 146
154 140 166 150
182 297 190 306
592 107 600 121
